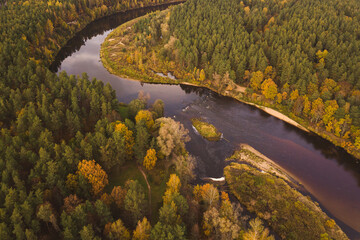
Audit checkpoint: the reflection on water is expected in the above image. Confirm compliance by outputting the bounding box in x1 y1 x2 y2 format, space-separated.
51 4 360 239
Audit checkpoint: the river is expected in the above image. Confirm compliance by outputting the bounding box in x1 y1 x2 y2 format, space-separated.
50 4 360 239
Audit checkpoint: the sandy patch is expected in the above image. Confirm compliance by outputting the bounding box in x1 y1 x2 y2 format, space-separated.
237 143 302 187
261 106 309 132
238 100 309 132
235 84 246 93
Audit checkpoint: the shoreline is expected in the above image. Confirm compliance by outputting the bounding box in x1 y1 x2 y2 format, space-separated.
99 7 309 133
102 56 309 133
100 12 360 161
49 0 185 69
224 146 350 240
231 143 304 189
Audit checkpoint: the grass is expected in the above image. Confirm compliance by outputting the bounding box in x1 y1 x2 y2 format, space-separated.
224 149 348 240
118 105 129 119
107 160 168 223
191 118 222 141
107 161 146 190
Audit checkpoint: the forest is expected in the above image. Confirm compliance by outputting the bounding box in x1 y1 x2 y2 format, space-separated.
0 0 353 239
0 0 274 239
102 0 360 158
168 0 360 153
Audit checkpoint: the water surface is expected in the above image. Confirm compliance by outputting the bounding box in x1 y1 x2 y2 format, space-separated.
51 5 360 238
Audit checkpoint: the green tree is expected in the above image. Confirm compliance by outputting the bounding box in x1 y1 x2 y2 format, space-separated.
80 225 98 240
134 122 150 164
151 99 164 119
108 219 130 240
124 180 147 225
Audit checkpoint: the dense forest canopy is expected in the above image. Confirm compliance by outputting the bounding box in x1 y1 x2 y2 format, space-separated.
0 0 200 239
169 0 360 88
0 0 278 239
0 0 354 238
115 0 360 155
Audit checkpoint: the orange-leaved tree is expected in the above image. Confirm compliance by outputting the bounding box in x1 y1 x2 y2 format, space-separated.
111 186 127 208
193 183 219 207
77 160 108 196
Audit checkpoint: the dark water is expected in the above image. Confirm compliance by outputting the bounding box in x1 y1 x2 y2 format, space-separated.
51 4 360 238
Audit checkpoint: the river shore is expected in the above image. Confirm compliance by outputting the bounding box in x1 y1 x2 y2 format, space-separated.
100 10 360 160
224 145 349 240
233 144 302 186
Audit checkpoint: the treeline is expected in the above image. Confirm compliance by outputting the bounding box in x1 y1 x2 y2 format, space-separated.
144 0 360 154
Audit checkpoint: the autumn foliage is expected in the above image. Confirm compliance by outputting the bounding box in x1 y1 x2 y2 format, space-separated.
115 122 135 159
193 183 219 207
133 217 151 240
63 194 82 213
135 110 154 129
143 148 157 170
111 186 127 208
77 160 109 196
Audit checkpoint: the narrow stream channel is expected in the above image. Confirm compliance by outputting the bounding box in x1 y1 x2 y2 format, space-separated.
50 4 360 239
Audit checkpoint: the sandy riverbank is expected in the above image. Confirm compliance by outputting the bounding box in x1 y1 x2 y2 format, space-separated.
231 144 303 188
224 146 349 240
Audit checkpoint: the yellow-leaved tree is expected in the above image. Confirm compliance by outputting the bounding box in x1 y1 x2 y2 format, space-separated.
143 148 157 170
193 183 219 207
114 122 134 159
77 160 108 196
105 219 130 240
133 217 151 240
163 174 181 204
166 174 181 193
135 110 154 129
261 78 278 100
250 71 264 91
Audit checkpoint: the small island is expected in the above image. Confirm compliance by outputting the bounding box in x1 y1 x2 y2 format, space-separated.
191 118 222 141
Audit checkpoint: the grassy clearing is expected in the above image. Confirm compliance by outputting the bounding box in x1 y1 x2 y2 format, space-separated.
108 160 168 223
108 161 146 190
224 148 348 240
191 118 222 141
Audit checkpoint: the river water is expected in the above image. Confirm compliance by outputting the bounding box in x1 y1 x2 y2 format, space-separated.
50 4 360 238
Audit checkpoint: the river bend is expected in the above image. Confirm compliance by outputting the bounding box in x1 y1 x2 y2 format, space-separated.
51 4 360 238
